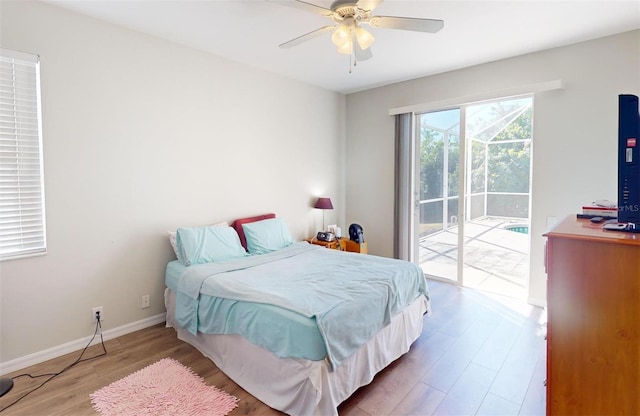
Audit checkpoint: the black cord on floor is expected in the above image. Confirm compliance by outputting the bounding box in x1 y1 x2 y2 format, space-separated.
0 317 107 413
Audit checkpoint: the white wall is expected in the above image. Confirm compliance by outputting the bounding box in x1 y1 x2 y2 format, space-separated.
345 30 640 306
0 0 345 365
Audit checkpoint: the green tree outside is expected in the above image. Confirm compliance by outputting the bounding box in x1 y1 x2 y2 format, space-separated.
418 100 532 228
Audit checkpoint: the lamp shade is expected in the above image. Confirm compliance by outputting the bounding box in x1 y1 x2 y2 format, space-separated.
331 24 350 47
337 38 353 55
314 197 334 210
355 27 374 50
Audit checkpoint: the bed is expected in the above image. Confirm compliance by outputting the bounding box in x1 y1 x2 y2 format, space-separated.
164 215 430 415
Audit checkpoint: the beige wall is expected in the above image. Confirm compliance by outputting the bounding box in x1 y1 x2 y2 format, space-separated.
0 1 345 365
345 30 640 306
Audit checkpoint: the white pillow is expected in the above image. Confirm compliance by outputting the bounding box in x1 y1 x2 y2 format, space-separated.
168 221 227 261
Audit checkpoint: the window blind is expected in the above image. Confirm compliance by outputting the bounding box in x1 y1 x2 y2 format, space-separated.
0 48 46 261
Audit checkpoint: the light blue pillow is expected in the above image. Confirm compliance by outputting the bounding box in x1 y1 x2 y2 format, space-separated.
242 218 294 255
176 226 248 266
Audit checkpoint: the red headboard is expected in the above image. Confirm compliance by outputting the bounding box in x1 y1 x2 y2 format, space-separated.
231 213 276 250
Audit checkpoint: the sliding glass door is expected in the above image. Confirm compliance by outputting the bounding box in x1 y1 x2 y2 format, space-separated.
415 108 460 283
415 96 533 298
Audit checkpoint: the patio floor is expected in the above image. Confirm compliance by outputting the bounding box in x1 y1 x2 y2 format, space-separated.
418 217 530 299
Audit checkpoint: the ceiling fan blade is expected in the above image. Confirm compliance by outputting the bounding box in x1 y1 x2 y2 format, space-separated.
354 43 373 61
279 26 336 49
356 0 382 13
267 0 336 18
368 16 444 33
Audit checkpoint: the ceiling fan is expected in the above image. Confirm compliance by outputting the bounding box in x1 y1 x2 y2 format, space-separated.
270 0 444 67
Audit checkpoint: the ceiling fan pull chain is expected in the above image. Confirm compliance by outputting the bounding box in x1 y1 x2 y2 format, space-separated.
353 32 358 68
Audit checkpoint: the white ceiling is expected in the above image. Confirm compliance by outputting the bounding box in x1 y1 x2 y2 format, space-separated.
46 0 640 94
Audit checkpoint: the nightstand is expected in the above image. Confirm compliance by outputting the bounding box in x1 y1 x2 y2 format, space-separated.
306 238 338 249
339 239 368 254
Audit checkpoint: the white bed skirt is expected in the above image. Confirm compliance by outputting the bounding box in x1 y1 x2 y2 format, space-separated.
165 288 429 416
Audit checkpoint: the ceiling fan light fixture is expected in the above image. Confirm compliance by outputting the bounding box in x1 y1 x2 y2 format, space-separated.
355 26 374 50
331 23 351 47
273 0 444 71
337 37 353 54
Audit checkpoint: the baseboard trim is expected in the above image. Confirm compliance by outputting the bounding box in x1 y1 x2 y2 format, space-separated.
0 313 166 376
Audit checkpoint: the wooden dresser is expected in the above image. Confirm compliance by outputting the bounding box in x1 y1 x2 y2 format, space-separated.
544 216 640 415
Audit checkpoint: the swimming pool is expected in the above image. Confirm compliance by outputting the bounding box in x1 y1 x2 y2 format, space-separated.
505 224 529 234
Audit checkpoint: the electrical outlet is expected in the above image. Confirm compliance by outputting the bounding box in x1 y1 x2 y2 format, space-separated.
141 295 150 309
92 306 104 323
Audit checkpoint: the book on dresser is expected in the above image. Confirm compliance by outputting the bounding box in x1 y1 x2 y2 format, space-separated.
581 205 617 218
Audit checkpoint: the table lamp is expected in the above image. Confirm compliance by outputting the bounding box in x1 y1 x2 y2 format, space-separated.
314 197 333 231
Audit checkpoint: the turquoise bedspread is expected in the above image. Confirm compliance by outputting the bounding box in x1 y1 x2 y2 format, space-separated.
167 260 327 361
175 242 429 369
